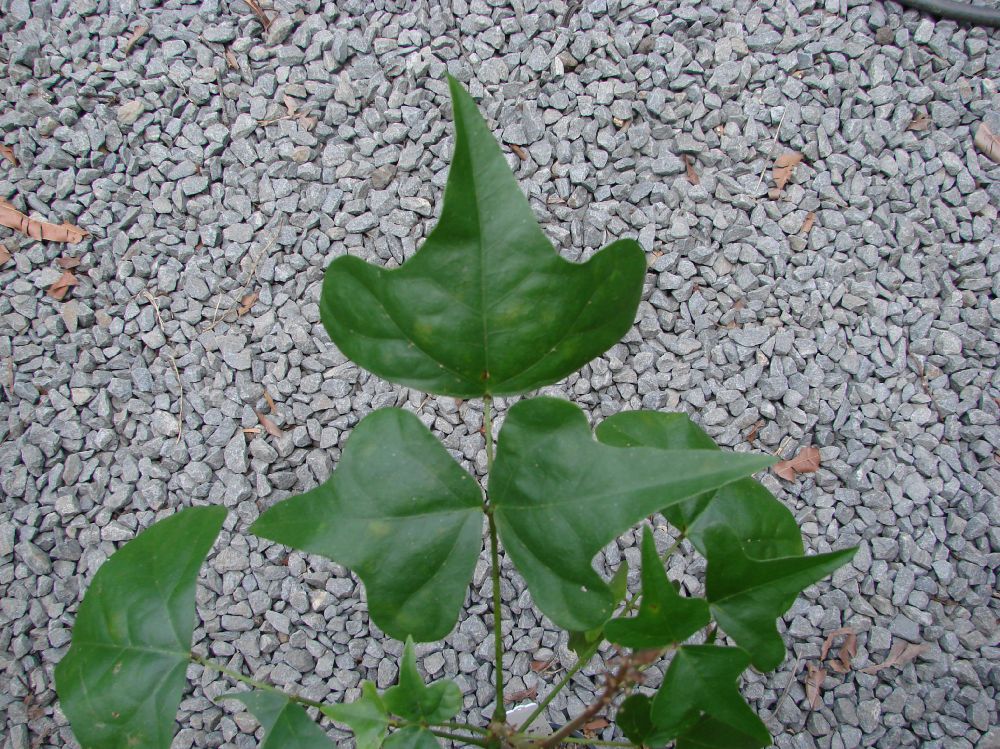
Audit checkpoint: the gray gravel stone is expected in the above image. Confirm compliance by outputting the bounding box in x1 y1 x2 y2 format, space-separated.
1 1 997 745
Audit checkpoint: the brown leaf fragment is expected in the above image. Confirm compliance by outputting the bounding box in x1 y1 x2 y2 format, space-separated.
0 199 89 244
800 211 816 235
47 270 78 300
530 658 554 672
0 144 17 166
861 642 927 674
256 410 283 437
243 0 272 30
0 245 10 265
242 426 262 437
124 24 149 54
907 113 930 132
973 122 1000 165
57 256 81 269
774 445 821 481
225 48 239 70
237 290 259 316
510 143 527 161
820 627 857 673
769 151 804 199
583 718 610 734
263 388 277 414
683 154 700 185
745 420 763 444
505 686 538 703
805 663 826 709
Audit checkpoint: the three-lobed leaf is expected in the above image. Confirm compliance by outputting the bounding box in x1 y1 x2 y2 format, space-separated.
491 397 774 632
383 638 463 724
251 408 483 642
225 691 334 749
650 645 769 747
595 410 803 559
320 75 646 398
704 527 857 671
55 506 227 749
604 526 709 650
320 682 388 749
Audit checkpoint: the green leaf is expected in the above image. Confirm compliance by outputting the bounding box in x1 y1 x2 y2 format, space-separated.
320 682 388 749
251 408 483 642
616 694 666 747
383 638 463 723
650 645 769 747
604 527 709 650
383 726 440 749
55 506 227 749
595 410 802 559
319 75 646 398
224 692 334 748
491 397 775 632
675 716 770 749
567 562 628 657
686 479 803 560
705 527 857 671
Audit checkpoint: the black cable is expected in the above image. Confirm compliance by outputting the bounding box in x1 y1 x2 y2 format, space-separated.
894 0 1000 27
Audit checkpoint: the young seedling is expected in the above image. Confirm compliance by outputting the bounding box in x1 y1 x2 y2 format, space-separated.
56 77 855 749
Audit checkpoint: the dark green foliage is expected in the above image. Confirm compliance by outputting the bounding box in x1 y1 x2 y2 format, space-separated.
55 506 226 749
57 76 855 749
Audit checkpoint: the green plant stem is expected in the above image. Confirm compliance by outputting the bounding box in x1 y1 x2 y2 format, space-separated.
427 728 491 746
484 395 506 725
487 512 506 724
483 395 495 473
518 641 600 734
388 719 490 736
190 652 325 710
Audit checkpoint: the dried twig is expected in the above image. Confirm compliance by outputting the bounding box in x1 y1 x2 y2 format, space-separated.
142 291 184 442
539 650 660 748
242 0 272 30
754 106 789 197
204 222 283 332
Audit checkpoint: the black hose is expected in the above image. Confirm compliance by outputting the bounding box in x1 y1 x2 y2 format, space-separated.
894 0 1000 27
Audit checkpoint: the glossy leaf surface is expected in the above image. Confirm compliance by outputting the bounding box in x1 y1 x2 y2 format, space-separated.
595 411 802 559
491 398 774 632
225 692 334 749
383 638 463 723
320 682 388 749
55 506 226 749
705 527 857 671
252 408 483 642
320 76 646 397
650 646 769 747
604 527 709 649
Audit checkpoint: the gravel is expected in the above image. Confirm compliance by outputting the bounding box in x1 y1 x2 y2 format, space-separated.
1 0 999 747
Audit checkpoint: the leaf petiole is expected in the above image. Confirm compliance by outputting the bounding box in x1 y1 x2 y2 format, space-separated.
516 641 600 735
484 395 507 725
190 652 326 710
